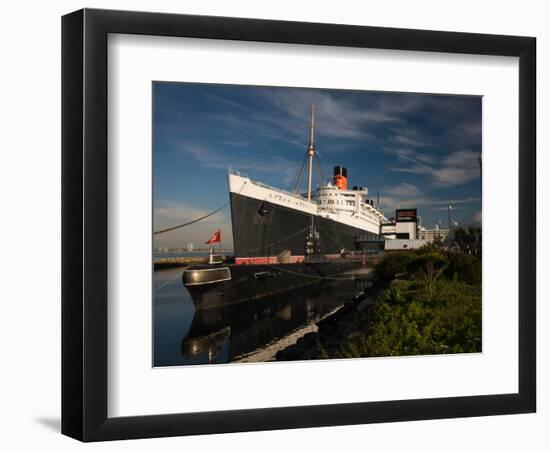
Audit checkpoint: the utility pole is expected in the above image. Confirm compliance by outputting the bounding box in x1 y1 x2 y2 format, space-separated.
479 154 482 191
307 104 315 202
448 205 453 244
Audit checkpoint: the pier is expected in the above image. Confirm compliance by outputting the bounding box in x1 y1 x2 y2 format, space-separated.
154 256 208 270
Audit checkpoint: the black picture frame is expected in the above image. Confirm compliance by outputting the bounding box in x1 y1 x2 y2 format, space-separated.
62 8 536 442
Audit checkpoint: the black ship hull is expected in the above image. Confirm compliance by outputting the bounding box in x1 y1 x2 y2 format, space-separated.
183 260 363 310
230 192 382 263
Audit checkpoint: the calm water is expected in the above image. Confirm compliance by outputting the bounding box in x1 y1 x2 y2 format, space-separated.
153 267 370 366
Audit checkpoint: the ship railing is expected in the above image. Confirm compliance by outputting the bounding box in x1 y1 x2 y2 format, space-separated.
228 167 250 178
229 168 317 205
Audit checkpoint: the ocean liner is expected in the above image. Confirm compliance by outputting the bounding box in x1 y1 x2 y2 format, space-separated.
228 104 386 265
183 105 386 309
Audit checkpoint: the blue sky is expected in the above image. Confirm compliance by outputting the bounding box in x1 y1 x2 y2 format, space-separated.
153 82 481 249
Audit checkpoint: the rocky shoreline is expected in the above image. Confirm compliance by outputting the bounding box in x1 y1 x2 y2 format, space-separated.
275 282 381 361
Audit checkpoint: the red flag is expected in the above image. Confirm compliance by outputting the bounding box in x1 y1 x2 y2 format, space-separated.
205 229 221 244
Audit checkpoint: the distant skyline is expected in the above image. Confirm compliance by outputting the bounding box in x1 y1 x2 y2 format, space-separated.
153 83 481 249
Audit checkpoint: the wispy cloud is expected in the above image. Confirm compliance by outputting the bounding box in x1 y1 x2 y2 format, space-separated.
257 89 391 143
432 150 481 186
378 182 480 218
430 197 481 206
378 182 428 214
178 142 302 189
178 143 230 171
204 93 252 111
390 135 428 148
392 149 480 187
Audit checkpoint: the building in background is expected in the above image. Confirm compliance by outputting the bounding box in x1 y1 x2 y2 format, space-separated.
384 239 427 251
418 226 450 243
381 208 419 240
395 208 418 239
381 208 453 251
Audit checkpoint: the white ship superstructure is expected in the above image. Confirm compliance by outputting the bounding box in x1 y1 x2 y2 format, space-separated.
315 183 385 234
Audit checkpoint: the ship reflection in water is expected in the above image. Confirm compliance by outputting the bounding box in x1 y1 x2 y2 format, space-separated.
153 266 370 366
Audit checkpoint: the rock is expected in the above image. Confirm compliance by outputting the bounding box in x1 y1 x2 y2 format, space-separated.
336 318 356 334
275 347 294 360
318 332 332 344
357 298 372 312
344 330 363 340
277 283 379 361
301 332 318 348
301 348 318 359
317 322 337 336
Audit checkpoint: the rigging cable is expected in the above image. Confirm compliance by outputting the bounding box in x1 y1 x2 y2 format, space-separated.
265 263 370 281
245 226 311 256
154 270 184 292
153 202 229 235
315 151 325 186
293 153 308 193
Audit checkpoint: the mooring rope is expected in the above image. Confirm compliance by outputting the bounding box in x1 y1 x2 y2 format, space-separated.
154 270 184 292
153 202 229 235
265 263 365 281
245 226 311 256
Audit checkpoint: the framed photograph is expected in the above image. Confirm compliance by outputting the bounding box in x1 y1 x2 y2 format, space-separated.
62 8 536 441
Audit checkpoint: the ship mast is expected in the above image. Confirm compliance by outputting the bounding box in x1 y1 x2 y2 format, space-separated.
307 104 315 201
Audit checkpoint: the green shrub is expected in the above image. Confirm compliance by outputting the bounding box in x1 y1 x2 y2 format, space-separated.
336 251 481 358
444 252 481 286
337 247 482 358
337 279 481 358
375 246 481 286
372 251 419 284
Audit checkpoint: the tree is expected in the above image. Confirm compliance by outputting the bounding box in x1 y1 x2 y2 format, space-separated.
409 252 448 298
453 226 482 256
